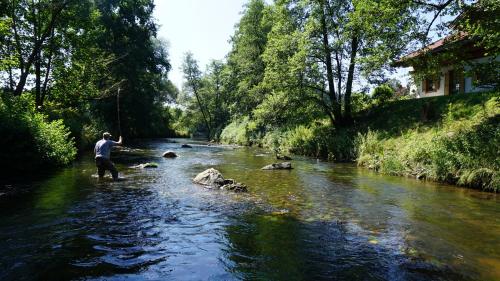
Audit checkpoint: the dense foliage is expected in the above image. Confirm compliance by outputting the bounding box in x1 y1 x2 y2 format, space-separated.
0 0 176 141
175 0 498 136
0 0 179 173
0 94 76 174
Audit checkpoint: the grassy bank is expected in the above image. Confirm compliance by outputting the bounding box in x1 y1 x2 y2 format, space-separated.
356 92 499 191
221 92 499 191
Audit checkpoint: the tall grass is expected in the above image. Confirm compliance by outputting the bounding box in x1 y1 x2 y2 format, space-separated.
357 95 499 191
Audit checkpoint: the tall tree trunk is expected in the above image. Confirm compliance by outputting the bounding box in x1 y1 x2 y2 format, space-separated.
8 66 14 92
41 54 52 107
35 54 41 107
34 1 42 108
192 84 212 138
5 38 15 92
214 80 221 126
11 2 25 84
343 35 359 123
335 49 342 98
320 0 341 121
41 29 55 107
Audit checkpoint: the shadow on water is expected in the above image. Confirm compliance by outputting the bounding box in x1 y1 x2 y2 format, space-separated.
0 139 498 281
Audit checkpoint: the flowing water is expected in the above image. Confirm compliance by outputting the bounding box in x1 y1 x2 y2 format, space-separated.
0 139 499 281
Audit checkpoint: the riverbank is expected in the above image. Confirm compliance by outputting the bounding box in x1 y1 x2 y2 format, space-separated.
220 91 499 192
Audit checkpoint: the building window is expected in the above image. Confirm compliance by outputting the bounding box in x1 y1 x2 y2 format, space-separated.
423 77 440 93
473 70 497 88
470 61 499 89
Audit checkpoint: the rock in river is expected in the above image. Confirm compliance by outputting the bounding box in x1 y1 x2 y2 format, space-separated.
193 168 225 187
181 144 193 148
193 168 247 192
220 182 247 192
162 151 178 158
261 162 293 170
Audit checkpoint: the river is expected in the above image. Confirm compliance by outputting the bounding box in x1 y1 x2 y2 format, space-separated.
0 139 499 281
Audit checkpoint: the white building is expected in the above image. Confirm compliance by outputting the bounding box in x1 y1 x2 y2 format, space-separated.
395 33 498 98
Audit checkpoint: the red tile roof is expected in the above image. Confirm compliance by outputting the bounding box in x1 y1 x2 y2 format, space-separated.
395 32 468 66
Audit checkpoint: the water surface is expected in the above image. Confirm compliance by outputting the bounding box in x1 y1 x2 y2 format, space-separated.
0 140 499 280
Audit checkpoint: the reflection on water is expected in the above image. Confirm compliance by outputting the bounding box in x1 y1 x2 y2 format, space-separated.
0 139 498 281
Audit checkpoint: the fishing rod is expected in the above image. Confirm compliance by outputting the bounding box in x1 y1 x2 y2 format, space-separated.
117 87 122 137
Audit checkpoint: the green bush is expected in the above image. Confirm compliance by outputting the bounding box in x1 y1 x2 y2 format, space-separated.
80 117 108 149
264 122 356 161
220 117 254 145
371 84 394 105
261 130 284 152
281 125 317 155
0 94 77 174
356 130 383 170
351 92 372 113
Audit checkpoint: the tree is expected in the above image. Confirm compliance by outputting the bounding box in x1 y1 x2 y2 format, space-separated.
182 52 212 137
1 0 173 139
225 0 272 116
254 1 323 128
3 0 72 100
371 84 394 105
93 0 171 137
257 0 414 125
203 60 230 133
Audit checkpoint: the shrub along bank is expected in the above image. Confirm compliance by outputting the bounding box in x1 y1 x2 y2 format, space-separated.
0 94 77 175
220 91 499 191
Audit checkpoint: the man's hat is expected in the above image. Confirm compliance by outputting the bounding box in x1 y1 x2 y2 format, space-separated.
103 132 112 139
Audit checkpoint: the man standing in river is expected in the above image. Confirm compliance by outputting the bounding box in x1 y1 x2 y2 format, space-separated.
94 132 123 180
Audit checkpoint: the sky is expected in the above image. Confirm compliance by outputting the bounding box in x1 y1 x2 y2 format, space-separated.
153 0 248 90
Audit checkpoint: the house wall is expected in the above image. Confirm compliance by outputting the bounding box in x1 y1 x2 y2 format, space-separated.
410 66 448 98
410 56 498 98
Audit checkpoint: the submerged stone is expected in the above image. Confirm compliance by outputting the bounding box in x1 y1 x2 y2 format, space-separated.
181 144 193 148
261 162 293 170
220 182 248 192
162 151 178 158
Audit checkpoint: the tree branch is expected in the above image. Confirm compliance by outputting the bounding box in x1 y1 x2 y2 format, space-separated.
14 0 69 96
